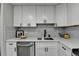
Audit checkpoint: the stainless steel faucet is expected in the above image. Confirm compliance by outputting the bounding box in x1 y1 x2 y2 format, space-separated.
44 29 46 37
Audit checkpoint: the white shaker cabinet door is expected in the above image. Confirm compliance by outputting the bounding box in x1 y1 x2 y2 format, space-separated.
6 42 17 56
56 4 67 27
36 6 55 23
22 6 36 27
36 6 45 23
58 49 67 56
47 46 58 56
36 46 46 56
58 42 72 56
44 6 55 23
14 6 22 27
67 3 79 26
35 42 58 56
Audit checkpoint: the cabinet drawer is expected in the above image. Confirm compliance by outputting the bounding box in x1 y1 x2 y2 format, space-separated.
6 42 16 45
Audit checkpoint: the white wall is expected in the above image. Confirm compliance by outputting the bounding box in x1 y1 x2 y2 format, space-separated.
1 3 15 56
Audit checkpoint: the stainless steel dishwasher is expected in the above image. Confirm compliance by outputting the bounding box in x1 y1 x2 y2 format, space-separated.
17 42 34 56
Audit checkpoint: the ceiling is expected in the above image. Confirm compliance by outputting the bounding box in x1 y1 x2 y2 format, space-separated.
11 3 59 6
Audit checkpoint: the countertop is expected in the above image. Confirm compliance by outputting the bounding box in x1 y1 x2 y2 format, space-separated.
58 38 79 49
6 37 59 42
6 37 79 49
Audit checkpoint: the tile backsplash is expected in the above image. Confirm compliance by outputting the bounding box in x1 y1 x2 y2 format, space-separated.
14 25 79 39
20 24 63 38
65 26 79 38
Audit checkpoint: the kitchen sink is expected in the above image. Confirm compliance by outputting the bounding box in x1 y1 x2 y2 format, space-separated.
37 37 54 40
37 38 42 40
44 38 54 40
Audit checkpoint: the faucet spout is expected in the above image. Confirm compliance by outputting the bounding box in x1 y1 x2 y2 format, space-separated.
44 29 46 37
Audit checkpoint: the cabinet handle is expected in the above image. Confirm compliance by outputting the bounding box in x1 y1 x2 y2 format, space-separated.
62 47 66 50
45 48 48 52
28 23 31 26
20 23 22 26
47 48 48 52
14 47 16 52
44 20 47 23
45 48 46 52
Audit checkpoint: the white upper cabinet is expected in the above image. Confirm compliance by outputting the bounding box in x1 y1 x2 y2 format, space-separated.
14 4 79 27
44 6 56 23
14 6 36 27
14 5 56 27
36 6 45 23
22 6 36 27
56 3 79 27
56 4 68 27
36 6 56 23
14 6 22 27
67 3 79 26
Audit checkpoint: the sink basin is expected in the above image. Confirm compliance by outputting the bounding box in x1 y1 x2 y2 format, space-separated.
44 38 54 40
37 38 42 40
37 37 54 40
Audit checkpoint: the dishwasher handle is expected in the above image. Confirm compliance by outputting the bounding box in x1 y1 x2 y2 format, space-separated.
17 43 34 47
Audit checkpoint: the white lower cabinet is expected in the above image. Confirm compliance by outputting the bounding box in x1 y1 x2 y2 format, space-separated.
6 41 72 56
6 42 17 56
46 46 58 56
58 42 72 56
35 46 46 56
58 47 67 56
35 41 58 56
